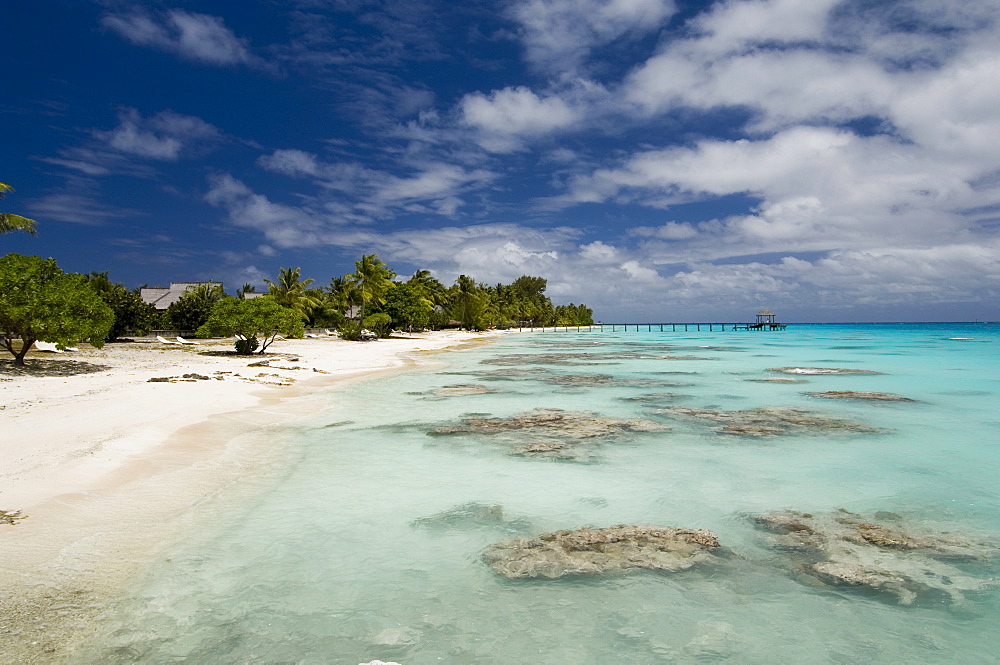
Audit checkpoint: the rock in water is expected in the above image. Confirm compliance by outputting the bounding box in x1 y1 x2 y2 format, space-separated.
483 524 721 579
750 509 998 604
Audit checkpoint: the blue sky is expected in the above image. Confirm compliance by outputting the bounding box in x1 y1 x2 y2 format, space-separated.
4 0 999 322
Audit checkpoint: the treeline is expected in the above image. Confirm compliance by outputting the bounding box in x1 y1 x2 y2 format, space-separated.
164 255 594 338
1 252 593 361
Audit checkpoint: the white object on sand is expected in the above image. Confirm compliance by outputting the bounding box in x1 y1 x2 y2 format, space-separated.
358 661 402 665
156 336 181 345
175 336 200 345
34 341 65 353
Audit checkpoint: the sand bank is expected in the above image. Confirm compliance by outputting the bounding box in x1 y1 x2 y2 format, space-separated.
0 330 508 663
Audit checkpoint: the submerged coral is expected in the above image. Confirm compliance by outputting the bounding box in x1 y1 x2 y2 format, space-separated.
432 384 497 397
656 406 889 436
541 374 689 388
621 392 690 403
805 391 915 402
483 524 721 579
482 352 617 366
412 502 532 534
750 509 997 604
469 367 553 381
744 378 809 383
427 408 668 461
769 367 885 375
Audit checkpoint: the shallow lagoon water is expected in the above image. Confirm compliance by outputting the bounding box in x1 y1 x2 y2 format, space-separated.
70 324 1000 664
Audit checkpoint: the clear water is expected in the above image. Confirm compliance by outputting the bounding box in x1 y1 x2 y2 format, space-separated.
70 324 1000 664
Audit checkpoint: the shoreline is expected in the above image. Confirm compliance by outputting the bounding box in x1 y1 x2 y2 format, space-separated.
0 330 510 664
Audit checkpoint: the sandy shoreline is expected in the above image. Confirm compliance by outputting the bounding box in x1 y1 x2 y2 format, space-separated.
0 330 508 663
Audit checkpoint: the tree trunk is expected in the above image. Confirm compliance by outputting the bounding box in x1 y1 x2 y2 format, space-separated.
12 337 35 365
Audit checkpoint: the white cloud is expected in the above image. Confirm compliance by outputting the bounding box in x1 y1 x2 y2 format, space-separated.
205 174 330 248
510 0 677 72
562 126 985 262
26 192 141 225
630 221 698 240
99 109 222 161
102 10 258 66
257 149 495 219
460 87 579 152
579 240 620 262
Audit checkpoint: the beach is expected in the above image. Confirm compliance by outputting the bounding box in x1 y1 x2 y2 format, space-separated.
0 330 508 664
4 324 999 664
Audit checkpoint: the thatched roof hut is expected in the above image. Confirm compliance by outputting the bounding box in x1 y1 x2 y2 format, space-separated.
756 308 776 323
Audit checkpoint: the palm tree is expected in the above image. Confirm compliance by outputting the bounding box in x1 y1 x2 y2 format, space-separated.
0 182 37 236
349 254 395 321
326 275 360 314
264 267 321 320
406 269 447 307
448 274 488 330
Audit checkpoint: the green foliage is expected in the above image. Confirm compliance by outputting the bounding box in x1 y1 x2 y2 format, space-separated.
383 281 432 331
0 183 38 236
554 303 595 326
165 283 227 332
84 271 157 339
264 267 321 321
349 254 395 321
235 335 260 354
406 269 446 306
447 275 489 330
0 253 113 364
197 297 304 354
336 319 363 341
362 312 392 337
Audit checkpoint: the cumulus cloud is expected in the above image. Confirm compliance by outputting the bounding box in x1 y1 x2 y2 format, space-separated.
102 9 259 66
460 87 580 152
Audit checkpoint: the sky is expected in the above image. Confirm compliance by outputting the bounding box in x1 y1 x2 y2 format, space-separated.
4 0 1000 323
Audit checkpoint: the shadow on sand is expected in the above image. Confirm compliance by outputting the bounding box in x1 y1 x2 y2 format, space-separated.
0 358 112 377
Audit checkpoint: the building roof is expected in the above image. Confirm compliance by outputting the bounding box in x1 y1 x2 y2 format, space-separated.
757 308 776 316
140 282 224 310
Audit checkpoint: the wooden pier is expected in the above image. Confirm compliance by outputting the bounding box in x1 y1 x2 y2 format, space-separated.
513 322 787 332
512 310 786 333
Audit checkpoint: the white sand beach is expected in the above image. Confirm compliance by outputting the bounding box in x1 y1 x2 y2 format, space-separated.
0 330 507 663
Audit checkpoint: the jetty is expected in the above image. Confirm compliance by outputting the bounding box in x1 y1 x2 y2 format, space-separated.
514 309 788 333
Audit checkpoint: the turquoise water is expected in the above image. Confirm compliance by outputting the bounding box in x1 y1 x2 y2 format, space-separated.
71 324 1000 664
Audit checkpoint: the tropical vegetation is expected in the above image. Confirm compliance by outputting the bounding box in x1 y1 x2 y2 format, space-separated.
198 297 303 354
0 246 594 357
0 254 113 364
0 183 37 236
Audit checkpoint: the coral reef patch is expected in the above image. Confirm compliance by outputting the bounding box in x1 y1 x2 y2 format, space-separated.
769 367 885 375
428 408 668 460
805 391 915 402
750 509 997 604
540 374 690 388
483 524 721 579
412 502 532 534
655 406 889 436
